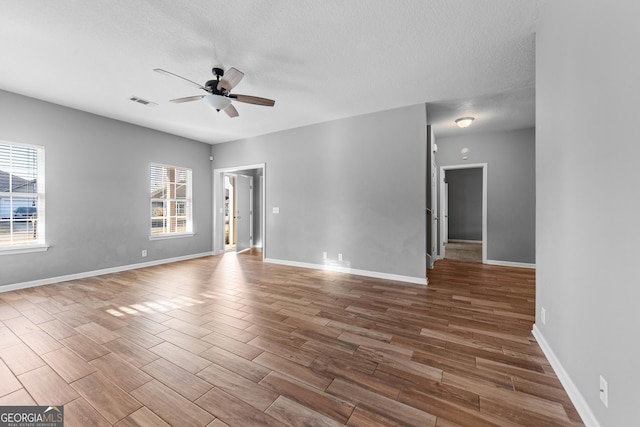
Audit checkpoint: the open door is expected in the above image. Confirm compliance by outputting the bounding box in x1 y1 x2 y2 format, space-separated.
235 174 252 252
439 171 448 259
426 126 438 269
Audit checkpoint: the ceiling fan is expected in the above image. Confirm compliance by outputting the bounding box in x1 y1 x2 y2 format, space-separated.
154 67 275 118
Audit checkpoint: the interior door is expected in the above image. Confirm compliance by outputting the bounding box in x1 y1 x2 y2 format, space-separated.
439 169 448 260
426 126 437 268
430 161 438 264
235 174 252 252
444 182 449 244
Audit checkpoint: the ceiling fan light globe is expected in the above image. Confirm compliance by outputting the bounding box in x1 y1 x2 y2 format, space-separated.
204 94 231 111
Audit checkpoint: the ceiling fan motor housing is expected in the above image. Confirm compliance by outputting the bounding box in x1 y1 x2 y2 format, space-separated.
205 80 219 92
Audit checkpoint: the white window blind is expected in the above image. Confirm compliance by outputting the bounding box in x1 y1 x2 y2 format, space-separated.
150 163 192 236
0 141 45 248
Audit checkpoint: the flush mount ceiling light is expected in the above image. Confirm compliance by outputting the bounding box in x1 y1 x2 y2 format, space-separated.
204 94 232 111
455 117 475 128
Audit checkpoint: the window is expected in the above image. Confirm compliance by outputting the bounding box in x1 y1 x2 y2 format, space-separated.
150 163 192 237
0 141 46 252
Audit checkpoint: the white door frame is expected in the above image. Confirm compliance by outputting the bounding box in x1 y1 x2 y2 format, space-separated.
439 163 487 264
213 163 265 260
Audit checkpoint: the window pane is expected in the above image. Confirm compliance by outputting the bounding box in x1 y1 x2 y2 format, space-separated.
151 218 165 234
0 144 9 169
10 196 38 220
11 220 38 244
0 220 10 245
176 169 187 184
151 201 164 217
12 145 38 181
150 165 165 195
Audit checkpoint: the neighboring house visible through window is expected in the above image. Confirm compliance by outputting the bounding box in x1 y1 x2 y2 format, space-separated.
0 141 46 253
150 163 192 237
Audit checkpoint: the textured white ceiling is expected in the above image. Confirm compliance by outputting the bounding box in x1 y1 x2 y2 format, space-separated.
0 0 541 143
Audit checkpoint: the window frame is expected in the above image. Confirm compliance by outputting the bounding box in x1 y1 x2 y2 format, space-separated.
149 162 194 240
0 140 48 255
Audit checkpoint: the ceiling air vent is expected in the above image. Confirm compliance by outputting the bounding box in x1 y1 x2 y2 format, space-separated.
129 96 158 107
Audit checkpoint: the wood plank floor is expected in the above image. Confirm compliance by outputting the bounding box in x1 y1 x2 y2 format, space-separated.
0 251 583 426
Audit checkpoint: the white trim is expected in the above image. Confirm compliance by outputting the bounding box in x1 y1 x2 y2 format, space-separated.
0 252 213 293
485 259 536 269
0 244 50 255
264 258 428 286
214 163 265 173
148 232 195 241
439 163 488 264
447 239 482 244
532 325 600 427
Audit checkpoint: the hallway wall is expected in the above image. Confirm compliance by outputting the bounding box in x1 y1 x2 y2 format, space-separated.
535 1 640 425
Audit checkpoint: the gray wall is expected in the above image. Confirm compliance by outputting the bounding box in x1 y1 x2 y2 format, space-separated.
212 104 427 280
446 168 482 241
436 128 535 264
536 1 640 425
0 90 212 288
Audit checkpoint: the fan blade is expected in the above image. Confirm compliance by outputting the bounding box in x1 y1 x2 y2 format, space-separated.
224 103 239 118
170 95 205 103
230 94 275 107
154 68 206 91
217 67 244 92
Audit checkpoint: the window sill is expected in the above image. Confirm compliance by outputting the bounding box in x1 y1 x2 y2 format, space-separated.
148 232 195 241
0 244 50 255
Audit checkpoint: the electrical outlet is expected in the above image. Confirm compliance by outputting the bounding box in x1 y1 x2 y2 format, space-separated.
142 250 147 257
541 307 546 325
338 253 343 261
322 251 327 260
600 375 608 407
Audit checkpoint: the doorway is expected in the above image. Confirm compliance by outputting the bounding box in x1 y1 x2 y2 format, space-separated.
213 163 265 259
439 163 487 263
223 174 253 252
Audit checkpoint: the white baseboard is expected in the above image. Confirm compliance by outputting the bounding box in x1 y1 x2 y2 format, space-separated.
486 259 536 269
447 239 482 244
264 258 428 286
0 252 214 293
532 325 600 427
